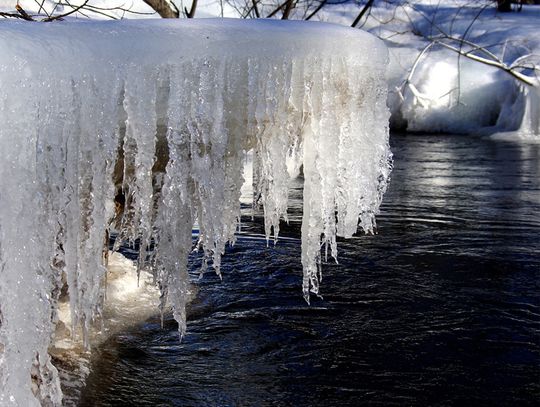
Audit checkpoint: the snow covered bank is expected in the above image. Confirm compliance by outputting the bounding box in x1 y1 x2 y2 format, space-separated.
0 19 391 405
316 1 540 140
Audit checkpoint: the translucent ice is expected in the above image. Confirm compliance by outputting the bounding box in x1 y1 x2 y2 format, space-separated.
0 19 390 405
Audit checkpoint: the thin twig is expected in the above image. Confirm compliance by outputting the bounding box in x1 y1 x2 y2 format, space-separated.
16 4 35 21
435 35 501 66
305 0 326 21
398 41 437 102
351 0 374 28
63 0 91 19
185 0 197 18
0 11 27 19
41 0 90 21
35 0 47 16
267 0 289 18
435 40 537 86
454 4 489 104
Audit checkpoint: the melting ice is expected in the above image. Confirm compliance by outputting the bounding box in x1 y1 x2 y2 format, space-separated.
0 19 391 405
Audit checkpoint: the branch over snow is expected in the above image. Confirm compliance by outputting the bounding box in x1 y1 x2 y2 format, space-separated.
434 37 538 87
267 0 290 18
305 0 327 21
351 0 374 28
281 0 295 19
41 0 90 21
143 0 179 18
15 4 35 20
185 0 197 18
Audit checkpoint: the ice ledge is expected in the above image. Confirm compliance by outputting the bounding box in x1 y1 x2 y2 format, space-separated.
0 18 387 66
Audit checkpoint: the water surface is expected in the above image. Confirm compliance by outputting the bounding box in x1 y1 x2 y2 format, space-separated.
81 134 540 406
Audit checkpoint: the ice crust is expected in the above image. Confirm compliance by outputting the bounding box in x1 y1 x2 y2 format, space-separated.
0 19 390 405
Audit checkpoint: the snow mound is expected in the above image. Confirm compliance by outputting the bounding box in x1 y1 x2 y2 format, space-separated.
0 19 391 406
314 0 540 140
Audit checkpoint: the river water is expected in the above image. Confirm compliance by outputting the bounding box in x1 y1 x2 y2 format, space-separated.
80 133 540 406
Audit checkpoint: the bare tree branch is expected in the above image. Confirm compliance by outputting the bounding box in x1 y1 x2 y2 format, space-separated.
281 0 295 20
143 0 179 18
267 0 289 18
351 0 374 28
15 4 35 21
0 10 29 19
252 0 260 18
436 40 537 86
36 0 47 15
85 3 156 15
185 0 197 18
305 0 326 21
41 1 90 21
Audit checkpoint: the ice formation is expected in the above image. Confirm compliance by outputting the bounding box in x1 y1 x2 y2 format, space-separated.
0 19 391 405
491 79 540 141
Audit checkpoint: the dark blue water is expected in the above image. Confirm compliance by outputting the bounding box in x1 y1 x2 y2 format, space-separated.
80 134 540 406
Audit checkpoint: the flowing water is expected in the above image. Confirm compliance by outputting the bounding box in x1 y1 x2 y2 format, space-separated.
79 134 540 406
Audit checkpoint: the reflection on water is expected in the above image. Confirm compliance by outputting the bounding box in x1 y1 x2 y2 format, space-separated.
80 134 540 406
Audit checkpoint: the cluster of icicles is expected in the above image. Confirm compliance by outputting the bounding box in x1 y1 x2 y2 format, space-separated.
0 21 391 406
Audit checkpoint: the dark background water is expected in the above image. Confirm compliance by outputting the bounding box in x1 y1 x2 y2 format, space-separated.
80 134 540 406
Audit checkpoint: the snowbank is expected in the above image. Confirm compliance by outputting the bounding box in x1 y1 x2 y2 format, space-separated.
0 19 390 405
316 0 540 140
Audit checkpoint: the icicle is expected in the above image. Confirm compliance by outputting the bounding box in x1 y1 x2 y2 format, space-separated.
123 66 159 277
0 20 390 406
250 60 295 244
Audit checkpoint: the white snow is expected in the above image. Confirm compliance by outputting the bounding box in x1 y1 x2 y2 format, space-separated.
0 19 390 405
312 0 540 140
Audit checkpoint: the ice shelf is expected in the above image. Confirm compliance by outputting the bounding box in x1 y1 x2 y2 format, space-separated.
0 19 391 405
